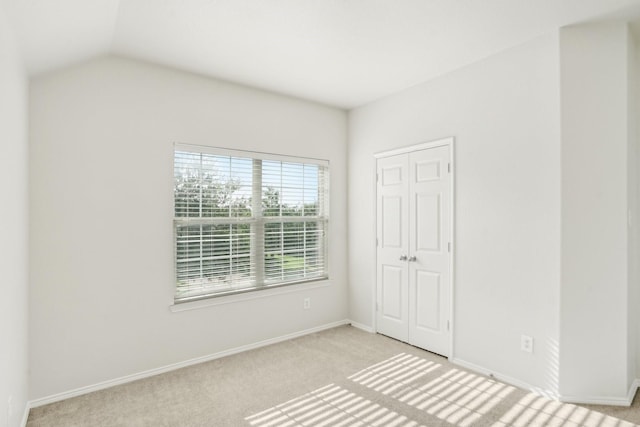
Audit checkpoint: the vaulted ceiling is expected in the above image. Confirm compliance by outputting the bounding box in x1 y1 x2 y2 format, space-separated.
3 0 640 108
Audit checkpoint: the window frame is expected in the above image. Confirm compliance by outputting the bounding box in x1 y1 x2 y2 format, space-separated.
173 143 330 303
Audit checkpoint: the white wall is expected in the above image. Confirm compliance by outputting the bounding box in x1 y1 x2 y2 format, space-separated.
0 5 29 427
628 29 639 392
23 19 640 406
29 56 348 400
349 34 561 393
637 36 640 382
559 23 633 400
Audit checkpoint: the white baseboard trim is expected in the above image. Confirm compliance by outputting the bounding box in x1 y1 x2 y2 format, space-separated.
452 358 639 407
21 402 30 427
451 357 559 401
632 379 640 402
348 320 374 333
632 379 640 403
29 319 351 408
560 378 640 407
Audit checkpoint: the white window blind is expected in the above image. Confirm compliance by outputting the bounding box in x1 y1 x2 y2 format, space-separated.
174 144 329 302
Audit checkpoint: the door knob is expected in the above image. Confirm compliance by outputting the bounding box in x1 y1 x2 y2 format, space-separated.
408 256 417 262
399 255 408 261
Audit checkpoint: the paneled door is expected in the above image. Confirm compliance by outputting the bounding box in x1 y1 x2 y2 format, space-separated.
376 153 410 343
376 143 452 357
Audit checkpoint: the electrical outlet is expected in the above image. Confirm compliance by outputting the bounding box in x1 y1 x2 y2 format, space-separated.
303 297 311 310
521 335 533 353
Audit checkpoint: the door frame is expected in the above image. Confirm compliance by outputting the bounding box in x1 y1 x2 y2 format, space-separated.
372 136 456 360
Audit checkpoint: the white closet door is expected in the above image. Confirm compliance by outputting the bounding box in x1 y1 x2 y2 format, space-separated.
376 143 452 357
408 146 451 356
376 153 409 342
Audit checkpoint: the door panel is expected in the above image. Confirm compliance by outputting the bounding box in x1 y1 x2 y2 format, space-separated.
376 154 409 342
416 194 441 252
415 160 441 182
381 265 404 320
376 144 451 356
382 196 403 248
382 165 403 186
408 146 451 356
415 271 440 330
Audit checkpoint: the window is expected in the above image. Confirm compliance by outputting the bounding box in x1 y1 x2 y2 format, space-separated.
173 144 329 303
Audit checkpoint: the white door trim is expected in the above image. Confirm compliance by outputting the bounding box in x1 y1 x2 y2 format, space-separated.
374 137 454 159
372 136 456 360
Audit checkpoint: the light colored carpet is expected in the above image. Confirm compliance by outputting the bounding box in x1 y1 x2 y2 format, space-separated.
27 326 640 426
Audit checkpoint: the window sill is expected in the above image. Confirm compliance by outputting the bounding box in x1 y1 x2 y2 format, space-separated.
169 279 331 312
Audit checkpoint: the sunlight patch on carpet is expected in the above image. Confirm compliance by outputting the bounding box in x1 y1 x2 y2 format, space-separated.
246 352 637 427
245 383 424 427
493 393 637 427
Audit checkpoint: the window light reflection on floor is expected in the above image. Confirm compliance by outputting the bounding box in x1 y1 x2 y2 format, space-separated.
348 353 509 426
246 383 421 427
494 393 636 427
245 352 637 427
